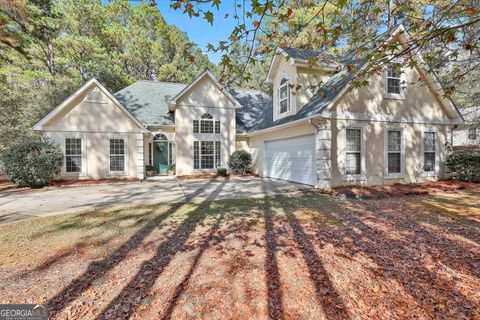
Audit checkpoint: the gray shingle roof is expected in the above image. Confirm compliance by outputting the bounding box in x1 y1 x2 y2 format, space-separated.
112 54 362 132
233 66 357 134
281 47 322 61
114 80 186 126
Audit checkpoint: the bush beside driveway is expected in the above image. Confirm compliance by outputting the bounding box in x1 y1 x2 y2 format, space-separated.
0 185 479 319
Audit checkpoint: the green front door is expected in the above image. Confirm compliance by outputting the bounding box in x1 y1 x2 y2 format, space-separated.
153 141 169 174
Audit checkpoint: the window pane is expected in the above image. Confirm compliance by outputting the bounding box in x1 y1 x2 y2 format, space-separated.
280 100 288 113
201 141 214 154
201 113 213 119
346 152 361 175
65 138 81 155
215 141 221 167
200 120 214 133
215 121 220 134
193 141 199 169
388 64 401 78
424 132 436 152
193 120 199 133
110 139 125 155
388 153 401 173
346 129 361 152
280 85 287 100
110 155 125 172
168 142 173 165
66 155 82 173
468 128 477 140
388 130 401 152
424 152 435 172
201 155 214 169
387 78 400 94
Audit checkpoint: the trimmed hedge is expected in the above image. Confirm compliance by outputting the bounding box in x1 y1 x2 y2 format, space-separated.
446 150 480 182
0 140 63 187
228 150 252 175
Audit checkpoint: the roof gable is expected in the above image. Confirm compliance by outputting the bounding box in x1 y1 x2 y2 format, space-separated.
34 79 148 132
169 70 242 110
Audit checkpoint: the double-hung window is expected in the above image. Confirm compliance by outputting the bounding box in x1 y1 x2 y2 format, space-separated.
194 113 220 134
386 129 403 178
65 138 82 173
109 138 125 172
385 63 404 99
423 131 437 173
193 141 221 169
345 128 362 175
279 78 290 114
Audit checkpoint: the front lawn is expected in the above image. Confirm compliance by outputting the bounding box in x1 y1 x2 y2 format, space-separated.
0 187 479 319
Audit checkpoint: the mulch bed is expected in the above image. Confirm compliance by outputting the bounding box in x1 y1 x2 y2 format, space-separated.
48 178 141 187
318 180 479 199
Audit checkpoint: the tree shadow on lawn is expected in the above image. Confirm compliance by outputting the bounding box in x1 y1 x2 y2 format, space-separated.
47 179 221 318
318 200 479 318
93 179 229 319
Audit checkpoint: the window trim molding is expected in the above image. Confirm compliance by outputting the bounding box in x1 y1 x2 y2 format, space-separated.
383 62 405 100
383 125 405 179
341 124 366 181
193 139 222 171
421 127 440 177
62 134 87 177
278 77 291 115
107 135 129 176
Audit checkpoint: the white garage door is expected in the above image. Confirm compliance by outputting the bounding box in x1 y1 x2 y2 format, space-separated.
264 135 317 186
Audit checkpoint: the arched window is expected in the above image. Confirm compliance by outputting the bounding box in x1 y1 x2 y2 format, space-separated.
153 133 168 141
193 113 220 134
279 78 290 114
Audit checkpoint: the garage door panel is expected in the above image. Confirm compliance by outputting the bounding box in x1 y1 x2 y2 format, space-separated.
265 135 316 186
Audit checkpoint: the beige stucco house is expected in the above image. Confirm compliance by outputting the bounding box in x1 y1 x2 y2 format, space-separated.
33 25 464 188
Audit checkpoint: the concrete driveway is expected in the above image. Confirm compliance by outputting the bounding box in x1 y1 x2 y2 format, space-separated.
0 177 311 224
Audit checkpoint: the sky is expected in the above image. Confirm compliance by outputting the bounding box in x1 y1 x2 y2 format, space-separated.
147 0 244 64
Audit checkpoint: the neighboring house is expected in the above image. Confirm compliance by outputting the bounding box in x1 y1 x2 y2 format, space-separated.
452 106 479 150
33 25 463 188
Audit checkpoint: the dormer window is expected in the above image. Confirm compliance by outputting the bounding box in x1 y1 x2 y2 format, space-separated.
279 78 290 114
86 89 107 103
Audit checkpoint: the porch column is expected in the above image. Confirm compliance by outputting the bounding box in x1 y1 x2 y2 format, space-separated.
316 119 332 189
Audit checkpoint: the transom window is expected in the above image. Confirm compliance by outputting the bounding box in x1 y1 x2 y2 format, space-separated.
386 63 402 94
423 131 436 172
193 113 220 134
345 128 362 175
65 138 82 173
387 130 402 174
109 138 125 172
279 78 290 114
193 141 221 169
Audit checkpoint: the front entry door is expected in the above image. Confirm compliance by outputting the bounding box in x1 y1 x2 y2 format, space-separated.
153 141 169 174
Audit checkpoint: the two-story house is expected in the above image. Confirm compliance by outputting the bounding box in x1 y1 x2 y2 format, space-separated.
33 25 463 188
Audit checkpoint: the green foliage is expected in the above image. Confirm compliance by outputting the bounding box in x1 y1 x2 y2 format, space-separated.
217 167 227 176
1 140 64 187
228 150 252 175
446 150 480 183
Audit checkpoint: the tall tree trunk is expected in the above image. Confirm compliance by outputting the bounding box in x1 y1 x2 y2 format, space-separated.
387 0 394 29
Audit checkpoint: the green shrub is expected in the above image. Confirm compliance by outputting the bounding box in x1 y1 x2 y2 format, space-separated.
446 150 480 182
217 167 227 176
0 140 63 187
228 150 252 175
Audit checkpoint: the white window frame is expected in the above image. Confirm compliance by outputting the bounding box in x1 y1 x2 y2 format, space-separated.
278 78 291 115
384 62 405 100
341 125 366 181
85 88 108 104
383 125 405 179
200 113 214 134
421 128 439 177
193 140 221 171
108 136 129 175
64 136 85 176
